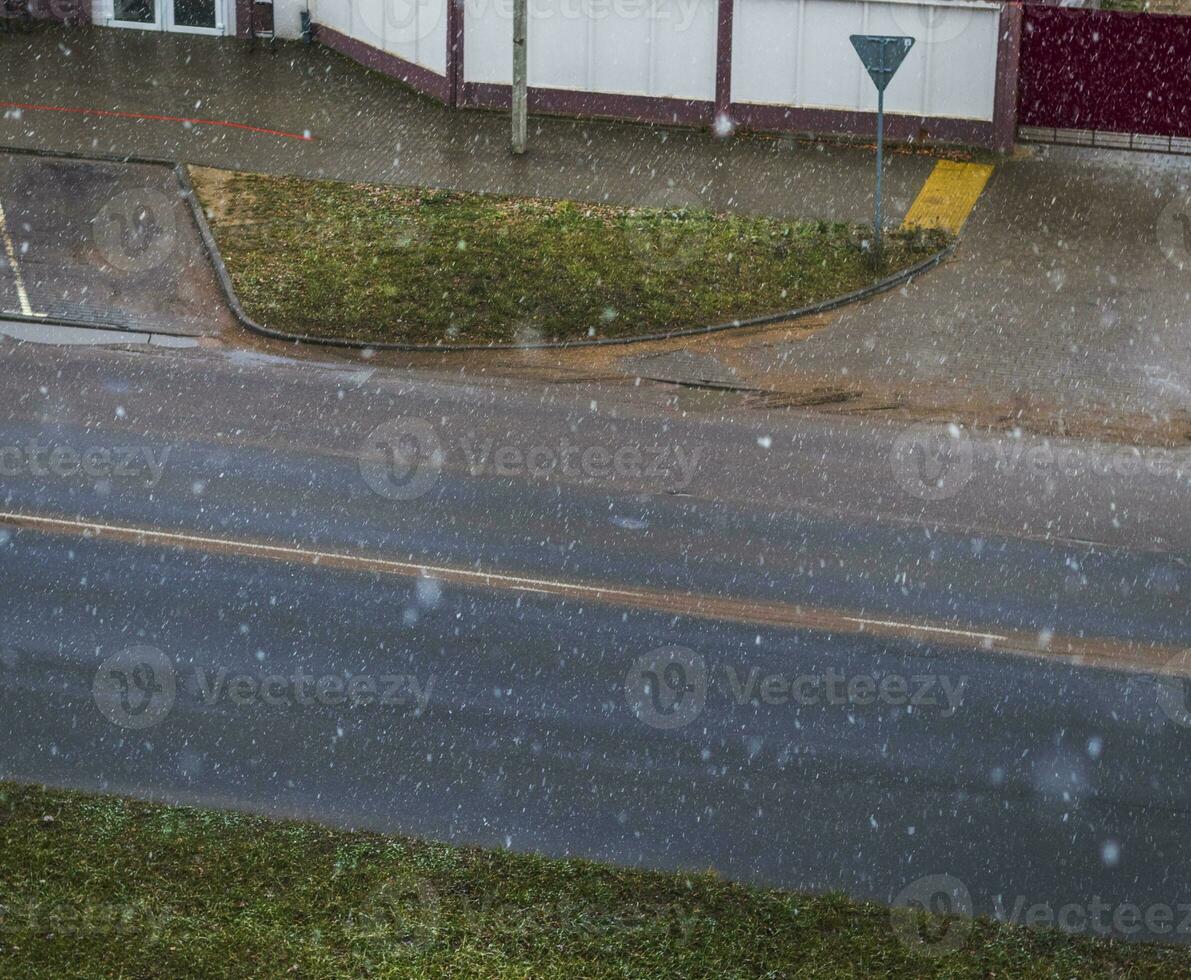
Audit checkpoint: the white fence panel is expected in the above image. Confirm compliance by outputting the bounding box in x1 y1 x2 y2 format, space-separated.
464 0 717 102
731 0 1000 121
312 0 448 73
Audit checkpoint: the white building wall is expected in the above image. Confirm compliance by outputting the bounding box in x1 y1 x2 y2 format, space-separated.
91 0 1002 133
464 0 719 102
310 0 448 71
731 0 1000 121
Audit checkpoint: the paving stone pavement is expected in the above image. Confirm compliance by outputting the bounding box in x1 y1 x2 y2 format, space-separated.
0 151 235 335
4 28 1190 432
0 27 933 225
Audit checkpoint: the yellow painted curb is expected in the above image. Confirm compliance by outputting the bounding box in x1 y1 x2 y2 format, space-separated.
902 160 994 235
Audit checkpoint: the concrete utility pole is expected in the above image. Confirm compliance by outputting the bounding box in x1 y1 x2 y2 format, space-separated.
512 0 528 154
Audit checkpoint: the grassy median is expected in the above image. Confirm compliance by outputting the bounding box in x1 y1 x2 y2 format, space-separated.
191 167 947 346
1 782 1188 978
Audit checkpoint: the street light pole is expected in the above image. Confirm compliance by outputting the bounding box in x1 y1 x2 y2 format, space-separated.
512 0 528 154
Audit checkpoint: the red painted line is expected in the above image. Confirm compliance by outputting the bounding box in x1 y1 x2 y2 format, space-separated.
0 101 315 141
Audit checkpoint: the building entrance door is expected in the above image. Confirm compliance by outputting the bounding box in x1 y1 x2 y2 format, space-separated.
110 0 224 35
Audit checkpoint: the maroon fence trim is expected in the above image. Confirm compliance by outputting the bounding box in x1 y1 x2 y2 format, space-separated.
12 0 91 24
731 102 994 148
1018 6 1191 138
460 82 714 129
715 0 733 123
314 25 451 104
447 0 464 107
455 83 993 149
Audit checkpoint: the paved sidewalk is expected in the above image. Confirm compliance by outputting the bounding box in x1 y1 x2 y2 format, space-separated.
733 144 1191 422
0 27 935 225
599 145 1191 437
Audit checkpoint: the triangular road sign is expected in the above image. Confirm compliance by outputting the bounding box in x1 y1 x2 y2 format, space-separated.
850 35 915 92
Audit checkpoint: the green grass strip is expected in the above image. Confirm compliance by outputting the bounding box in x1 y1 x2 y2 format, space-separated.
193 169 947 346
1 782 1188 978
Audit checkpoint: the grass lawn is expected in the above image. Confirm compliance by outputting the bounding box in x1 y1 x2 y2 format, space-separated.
1 783 1188 978
191 168 948 347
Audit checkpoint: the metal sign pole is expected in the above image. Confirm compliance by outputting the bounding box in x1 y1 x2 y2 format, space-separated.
512 0 528 155
849 34 915 266
875 86 884 261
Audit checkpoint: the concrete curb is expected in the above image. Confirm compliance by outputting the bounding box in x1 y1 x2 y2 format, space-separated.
0 144 956 352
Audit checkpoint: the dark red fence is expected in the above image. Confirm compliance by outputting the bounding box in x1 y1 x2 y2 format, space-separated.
1018 6 1191 138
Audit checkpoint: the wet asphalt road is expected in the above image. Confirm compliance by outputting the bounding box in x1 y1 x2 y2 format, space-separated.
0 334 1190 943
3 529 1191 945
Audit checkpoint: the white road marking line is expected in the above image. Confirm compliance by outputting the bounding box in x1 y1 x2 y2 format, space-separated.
0 509 654 602
841 615 1005 645
0 198 36 317
0 509 1176 676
